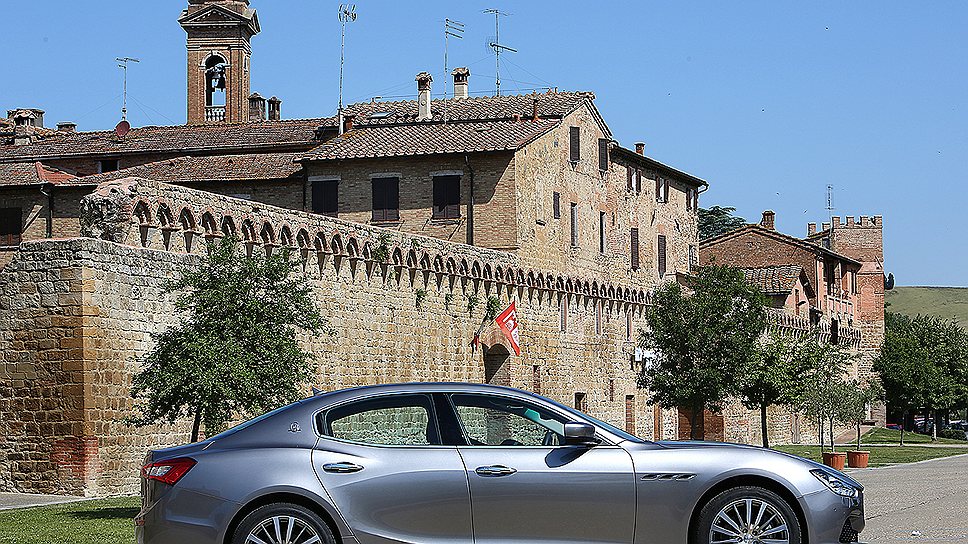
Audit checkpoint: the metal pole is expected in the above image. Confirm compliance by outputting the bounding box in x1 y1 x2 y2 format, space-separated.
337 5 357 135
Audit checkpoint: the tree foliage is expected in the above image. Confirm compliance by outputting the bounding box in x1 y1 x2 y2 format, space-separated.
130 237 328 442
639 265 767 439
797 340 858 451
738 333 822 448
874 312 968 442
698 205 747 240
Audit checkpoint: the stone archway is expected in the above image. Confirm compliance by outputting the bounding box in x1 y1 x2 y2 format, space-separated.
482 344 511 386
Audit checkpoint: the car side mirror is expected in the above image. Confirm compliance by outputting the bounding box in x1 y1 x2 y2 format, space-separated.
563 422 598 446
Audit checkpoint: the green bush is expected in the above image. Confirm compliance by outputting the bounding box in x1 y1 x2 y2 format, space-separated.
939 429 967 440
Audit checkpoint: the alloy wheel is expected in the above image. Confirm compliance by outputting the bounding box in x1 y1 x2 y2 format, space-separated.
708 497 790 544
246 515 321 544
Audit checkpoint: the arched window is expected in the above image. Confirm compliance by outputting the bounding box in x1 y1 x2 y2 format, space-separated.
205 55 227 121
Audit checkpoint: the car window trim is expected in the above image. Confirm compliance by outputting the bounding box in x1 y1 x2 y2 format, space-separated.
314 392 446 447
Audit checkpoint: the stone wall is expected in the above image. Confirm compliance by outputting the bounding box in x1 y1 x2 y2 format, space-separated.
0 177 671 496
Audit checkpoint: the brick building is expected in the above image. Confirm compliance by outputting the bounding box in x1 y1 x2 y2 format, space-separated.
0 0 712 495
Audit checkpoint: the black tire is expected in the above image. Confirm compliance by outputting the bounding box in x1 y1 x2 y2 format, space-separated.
692 486 802 544
232 502 336 544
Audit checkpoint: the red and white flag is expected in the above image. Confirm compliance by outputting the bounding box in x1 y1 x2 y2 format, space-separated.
496 301 522 356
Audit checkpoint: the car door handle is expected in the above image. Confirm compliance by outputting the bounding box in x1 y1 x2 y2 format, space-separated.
322 462 364 473
475 465 517 477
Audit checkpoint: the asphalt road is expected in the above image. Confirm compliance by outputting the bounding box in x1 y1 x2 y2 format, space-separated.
851 453 968 543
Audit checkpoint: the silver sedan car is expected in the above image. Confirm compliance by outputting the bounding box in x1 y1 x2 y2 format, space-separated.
136 383 864 544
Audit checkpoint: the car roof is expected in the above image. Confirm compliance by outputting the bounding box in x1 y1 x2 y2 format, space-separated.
304 382 540 405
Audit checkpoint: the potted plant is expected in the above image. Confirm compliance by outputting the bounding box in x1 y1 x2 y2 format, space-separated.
842 381 884 468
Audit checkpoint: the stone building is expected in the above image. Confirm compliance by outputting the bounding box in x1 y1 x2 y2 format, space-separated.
0 0 710 495
699 210 885 444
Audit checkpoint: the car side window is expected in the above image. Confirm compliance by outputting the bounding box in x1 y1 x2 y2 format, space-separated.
322 394 440 446
450 394 567 447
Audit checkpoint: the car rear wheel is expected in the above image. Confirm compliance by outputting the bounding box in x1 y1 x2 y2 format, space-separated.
232 502 335 544
693 486 802 544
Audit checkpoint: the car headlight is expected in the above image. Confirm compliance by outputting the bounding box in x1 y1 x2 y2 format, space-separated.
810 469 860 498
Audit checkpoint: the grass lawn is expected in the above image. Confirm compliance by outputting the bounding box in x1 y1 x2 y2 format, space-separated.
861 426 968 445
0 496 138 544
773 445 968 467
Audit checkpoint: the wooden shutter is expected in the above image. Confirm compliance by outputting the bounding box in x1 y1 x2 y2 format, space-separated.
570 203 578 247
599 212 606 253
657 234 667 277
655 177 661 201
0 208 21 246
569 126 580 162
433 175 461 219
372 177 399 222
598 138 608 171
553 192 561 219
663 179 670 203
311 180 338 216
630 228 639 270
636 169 642 194
627 167 633 191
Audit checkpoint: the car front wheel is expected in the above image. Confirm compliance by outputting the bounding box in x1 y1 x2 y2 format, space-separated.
232 502 336 544
693 486 802 544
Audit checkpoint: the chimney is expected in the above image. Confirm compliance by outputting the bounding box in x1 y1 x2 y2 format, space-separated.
56 121 77 133
760 210 776 230
416 72 433 121
342 114 355 133
248 93 267 122
8 108 45 128
452 67 469 99
531 96 539 121
634 142 645 155
267 96 281 121
807 222 817 236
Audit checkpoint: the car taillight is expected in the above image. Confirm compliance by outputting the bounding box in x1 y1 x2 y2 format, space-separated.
142 457 196 486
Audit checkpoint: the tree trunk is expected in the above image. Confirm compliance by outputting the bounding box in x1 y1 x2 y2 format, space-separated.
856 421 862 451
900 409 907 446
690 402 703 441
760 403 770 449
932 410 939 441
818 416 825 451
191 407 202 443
829 415 836 452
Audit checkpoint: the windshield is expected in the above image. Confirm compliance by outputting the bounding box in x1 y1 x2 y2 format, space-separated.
539 394 648 443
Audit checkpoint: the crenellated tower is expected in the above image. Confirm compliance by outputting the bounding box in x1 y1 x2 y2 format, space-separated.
179 0 260 124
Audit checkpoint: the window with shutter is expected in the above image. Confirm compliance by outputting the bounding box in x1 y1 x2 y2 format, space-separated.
371 177 400 222
311 179 339 217
657 234 667 277
636 169 642 194
432 175 461 219
569 126 580 163
664 179 670 203
626 166 633 191
655 177 661 201
686 189 693 211
553 192 561 219
0 207 22 246
630 228 639 270
570 203 578 247
598 138 608 171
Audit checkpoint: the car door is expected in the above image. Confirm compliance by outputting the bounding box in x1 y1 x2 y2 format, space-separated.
446 392 636 544
312 393 472 544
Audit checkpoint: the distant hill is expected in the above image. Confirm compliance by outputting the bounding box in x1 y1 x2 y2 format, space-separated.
885 287 968 324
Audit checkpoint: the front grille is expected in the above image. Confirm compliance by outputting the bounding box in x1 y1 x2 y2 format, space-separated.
840 520 859 543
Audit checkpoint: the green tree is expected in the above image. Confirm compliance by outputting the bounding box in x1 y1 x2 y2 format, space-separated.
840 380 885 451
698 205 747 240
875 312 968 443
639 265 767 439
738 333 820 448
797 339 856 451
130 237 327 442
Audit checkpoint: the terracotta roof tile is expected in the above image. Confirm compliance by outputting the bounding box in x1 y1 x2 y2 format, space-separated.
74 153 303 185
0 117 336 161
0 161 77 187
740 265 804 295
343 91 593 125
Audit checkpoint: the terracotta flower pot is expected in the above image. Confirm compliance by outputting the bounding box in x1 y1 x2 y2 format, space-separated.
847 450 870 468
822 451 847 471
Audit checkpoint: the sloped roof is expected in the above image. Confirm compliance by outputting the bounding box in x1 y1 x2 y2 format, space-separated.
75 153 303 185
0 161 78 187
302 91 599 161
700 223 862 266
0 117 336 162
741 265 813 297
610 146 707 187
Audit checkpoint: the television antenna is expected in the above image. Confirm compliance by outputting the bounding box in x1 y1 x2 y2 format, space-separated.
826 184 835 221
337 4 357 135
443 18 464 124
116 57 140 121
483 9 516 96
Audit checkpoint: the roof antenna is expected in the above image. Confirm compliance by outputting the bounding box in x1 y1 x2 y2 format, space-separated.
116 57 140 121
337 4 357 135
826 184 835 223
443 18 464 124
483 9 516 96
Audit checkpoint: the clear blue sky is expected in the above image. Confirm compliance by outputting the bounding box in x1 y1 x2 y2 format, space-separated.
3 1 966 286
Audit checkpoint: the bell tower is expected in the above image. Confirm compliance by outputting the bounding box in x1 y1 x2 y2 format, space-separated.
179 0 260 124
